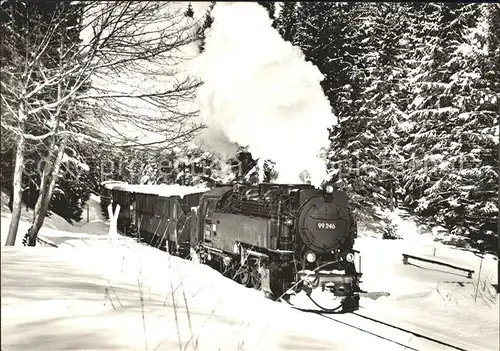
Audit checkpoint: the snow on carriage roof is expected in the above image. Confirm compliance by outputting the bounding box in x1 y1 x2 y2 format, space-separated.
103 182 209 198
100 180 127 186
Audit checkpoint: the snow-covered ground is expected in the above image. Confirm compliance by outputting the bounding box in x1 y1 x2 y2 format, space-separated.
0 191 110 247
355 210 498 350
1 190 498 350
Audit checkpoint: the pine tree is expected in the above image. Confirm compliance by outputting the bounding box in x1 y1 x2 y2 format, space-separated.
230 147 258 183
50 173 91 223
138 145 233 187
183 2 215 53
257 1 276 28
275 1 298 43
322 3 413 217
263 159 279 183
174 147 219 186
184 3 194 18
278 2 388 215
403 4 498 252
293 2 358 118
195 2 215 53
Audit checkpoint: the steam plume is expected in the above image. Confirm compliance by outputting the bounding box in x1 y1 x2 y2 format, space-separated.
194 2 336 186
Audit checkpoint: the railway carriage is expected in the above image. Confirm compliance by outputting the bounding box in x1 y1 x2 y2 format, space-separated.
102 182 206 254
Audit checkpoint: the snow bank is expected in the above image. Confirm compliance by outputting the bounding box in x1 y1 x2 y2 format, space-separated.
2 241 405 350
1 190 109 247
103 182 209 198
353 214 499 351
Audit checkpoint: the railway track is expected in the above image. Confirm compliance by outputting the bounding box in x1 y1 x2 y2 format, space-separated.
282 289 483 350
319 310 471 351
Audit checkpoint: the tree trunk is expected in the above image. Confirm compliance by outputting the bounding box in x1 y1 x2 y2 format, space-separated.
5 107 26 246
8 184 14 212
28 29 65 233
24 138 67 246
33 98 61 218
33 159 52 219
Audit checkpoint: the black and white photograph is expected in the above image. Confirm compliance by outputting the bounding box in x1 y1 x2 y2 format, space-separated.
0 1 498 350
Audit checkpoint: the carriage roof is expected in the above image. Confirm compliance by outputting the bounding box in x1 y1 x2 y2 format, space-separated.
103 182 209 199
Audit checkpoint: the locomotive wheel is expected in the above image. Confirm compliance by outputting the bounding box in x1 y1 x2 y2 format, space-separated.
234 266 251 287
222 264 235 278
240 272 251 286
250 264 262 290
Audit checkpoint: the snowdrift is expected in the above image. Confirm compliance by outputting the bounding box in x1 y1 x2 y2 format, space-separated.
2 242 405 350
1 191 109 247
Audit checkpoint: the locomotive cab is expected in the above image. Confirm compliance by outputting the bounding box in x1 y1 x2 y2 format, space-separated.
191 186 233 249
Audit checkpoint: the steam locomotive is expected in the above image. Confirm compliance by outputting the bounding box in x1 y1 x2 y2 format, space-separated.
101 181 362 312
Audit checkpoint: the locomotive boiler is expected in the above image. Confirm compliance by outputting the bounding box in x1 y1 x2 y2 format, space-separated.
189 182 361 311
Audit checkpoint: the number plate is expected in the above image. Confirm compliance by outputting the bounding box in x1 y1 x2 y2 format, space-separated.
316 222 336 230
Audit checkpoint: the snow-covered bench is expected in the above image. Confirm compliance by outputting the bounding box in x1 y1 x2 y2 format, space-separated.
402 253 474 278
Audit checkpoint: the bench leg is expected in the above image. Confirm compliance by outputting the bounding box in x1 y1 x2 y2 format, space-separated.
467 271 472 279
403 256 408 265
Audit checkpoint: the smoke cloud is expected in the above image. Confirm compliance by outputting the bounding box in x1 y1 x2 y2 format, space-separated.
193 2 336 186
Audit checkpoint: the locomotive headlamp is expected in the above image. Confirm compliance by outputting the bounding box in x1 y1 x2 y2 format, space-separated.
306 251 317 263
325 184 334 194
345 252 355 262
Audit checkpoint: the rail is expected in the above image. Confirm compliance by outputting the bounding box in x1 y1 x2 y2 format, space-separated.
317 311 470 351
402 253 474 278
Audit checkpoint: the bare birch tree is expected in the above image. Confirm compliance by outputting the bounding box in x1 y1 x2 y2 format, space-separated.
1 1 206 246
